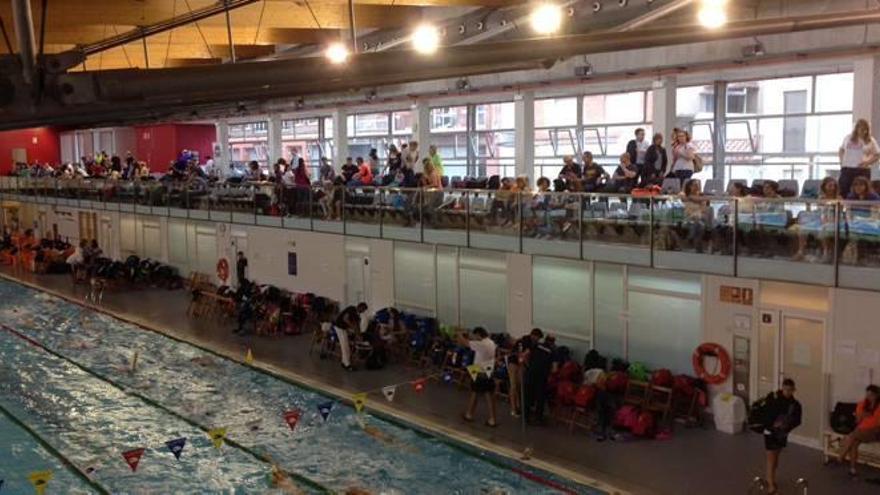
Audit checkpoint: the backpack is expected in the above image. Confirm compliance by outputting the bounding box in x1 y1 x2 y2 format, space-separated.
632 410 656 437
651 369 674 388
830 402 858 435
614 405 640 431
747 393 773 433
693 153 704 173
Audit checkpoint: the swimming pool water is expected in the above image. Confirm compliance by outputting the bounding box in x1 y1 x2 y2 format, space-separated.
0 280 604 494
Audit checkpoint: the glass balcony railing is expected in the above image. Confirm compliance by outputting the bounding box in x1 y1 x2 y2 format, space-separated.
2 176 880 289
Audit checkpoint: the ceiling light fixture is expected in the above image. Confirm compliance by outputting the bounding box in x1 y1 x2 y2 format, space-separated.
698 0 728 29
412 24 440 54
530 3 563 35
325 42 350 65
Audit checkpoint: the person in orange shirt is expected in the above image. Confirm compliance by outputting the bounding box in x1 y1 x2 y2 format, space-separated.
838 385 880 477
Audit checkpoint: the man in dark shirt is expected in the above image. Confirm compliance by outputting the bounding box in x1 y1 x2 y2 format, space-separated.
581 151 608 192
558 155 582 181
333 302 368 370
236 251 248 287
604 153 639 194
523 335 555 425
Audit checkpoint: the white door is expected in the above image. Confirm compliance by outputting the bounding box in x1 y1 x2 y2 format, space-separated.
756 309 825 446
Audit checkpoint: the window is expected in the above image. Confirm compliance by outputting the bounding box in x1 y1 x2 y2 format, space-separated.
281 116 333 177
723 73 853 182
228 121 269 168
429 103 515 178
583 90 652 168
677 85 716 180
534 97 579 179
347 110 412 161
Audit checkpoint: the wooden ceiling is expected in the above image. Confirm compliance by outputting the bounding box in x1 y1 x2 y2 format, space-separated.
0 0 516 70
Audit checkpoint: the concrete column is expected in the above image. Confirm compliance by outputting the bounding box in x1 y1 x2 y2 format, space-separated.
332 108 348 168
651 76 677 148
514 90 535 183
215 120 230 168
412 100 431 151
854 56 880 177
267 114 283 165
712 81 727 182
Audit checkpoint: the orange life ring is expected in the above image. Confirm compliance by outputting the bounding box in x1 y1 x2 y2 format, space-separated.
692 342 731 385
217 258 230 282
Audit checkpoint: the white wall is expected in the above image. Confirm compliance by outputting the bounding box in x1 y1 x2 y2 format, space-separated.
831 288 880 404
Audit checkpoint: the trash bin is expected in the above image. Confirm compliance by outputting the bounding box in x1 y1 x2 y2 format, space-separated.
713 393 746 434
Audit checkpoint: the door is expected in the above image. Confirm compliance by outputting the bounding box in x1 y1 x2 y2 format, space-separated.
756 309 825 446
781 315 824 445
345 241 371 307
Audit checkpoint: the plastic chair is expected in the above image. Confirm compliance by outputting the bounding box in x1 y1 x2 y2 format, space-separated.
801 179 820 198
703 179 724 196
778 179 798 196
661 178 681 195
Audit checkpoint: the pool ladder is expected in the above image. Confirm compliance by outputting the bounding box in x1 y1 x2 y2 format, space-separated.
748 477 809 494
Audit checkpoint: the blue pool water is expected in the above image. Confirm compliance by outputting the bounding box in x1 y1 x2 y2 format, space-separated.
0 280 603 494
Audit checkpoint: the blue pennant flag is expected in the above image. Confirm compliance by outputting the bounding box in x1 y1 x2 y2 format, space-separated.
317 401 334 422
442 371 453 384
165 437 187 460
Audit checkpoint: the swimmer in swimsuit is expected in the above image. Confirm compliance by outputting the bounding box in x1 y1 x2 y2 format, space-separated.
360 424 418 454
270 466 305 495
189 356 217 367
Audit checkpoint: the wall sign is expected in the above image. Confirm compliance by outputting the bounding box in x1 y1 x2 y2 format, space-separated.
720 285 753 306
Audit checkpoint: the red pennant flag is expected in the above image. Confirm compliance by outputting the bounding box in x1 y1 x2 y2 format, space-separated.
122 448 146 472
412 378 427 393
283 409 302 431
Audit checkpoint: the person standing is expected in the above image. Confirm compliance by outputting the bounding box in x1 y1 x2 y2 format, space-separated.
404 141 421 173
642 133 668 186
459 327 499 427
760 378 802 495
839 119 880 197
508 328 543 418
236 251 248 287
523 335 555 425
429 145 444 177
626 128 649 177
333 302 368 371
671 129 698 185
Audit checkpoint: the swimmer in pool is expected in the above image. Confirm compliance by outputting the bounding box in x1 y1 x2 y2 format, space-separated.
360 424 418 454
189 356 218 367
270 465 305 495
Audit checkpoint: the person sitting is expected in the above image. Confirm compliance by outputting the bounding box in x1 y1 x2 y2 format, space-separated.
558 155 581 180
348 157 374 187
422 159 443 189
838 385 880 477
318 157 335 182
603 153 639 194
793 177 839 262
581 151 608 192
681 179 709 253
846 176 880 202
340 157 358 183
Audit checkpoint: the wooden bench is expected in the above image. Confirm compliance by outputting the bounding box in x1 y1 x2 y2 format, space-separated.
823 431 880 469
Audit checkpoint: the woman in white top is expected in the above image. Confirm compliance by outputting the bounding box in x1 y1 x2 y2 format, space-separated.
838 119 880 197
671 129 697 185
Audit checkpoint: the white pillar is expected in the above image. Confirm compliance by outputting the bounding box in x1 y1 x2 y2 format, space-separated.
332 108 348 168
215 120 230 167
267 114 283 165
651 76 677 145
514 90 535 184
412 100 431 151
854 56 880 178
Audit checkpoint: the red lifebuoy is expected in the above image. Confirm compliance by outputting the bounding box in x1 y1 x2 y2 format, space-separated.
217 258 230 282
692 343 731 385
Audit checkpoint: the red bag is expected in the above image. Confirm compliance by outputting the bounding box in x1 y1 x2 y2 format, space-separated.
672 374 697 398
560 361 582 382
632 410 656 437
573 385 596 408
605 371 629 394
613 405 639 431
555 381 577 406
651 369 674 388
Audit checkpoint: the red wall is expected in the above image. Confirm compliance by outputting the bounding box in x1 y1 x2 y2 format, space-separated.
135 124 216 170
0 127 61 174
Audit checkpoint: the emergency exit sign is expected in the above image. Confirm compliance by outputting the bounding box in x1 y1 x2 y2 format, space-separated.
720 286 753 306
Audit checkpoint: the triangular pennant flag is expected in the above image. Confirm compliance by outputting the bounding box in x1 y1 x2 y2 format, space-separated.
482 362 495 376
317 402 334 422
165 438 187 460
208 427 227 449
283 409 302 431
466 364 481 381
382 385 397 402
442 371 454 384
28 471 52 495
412 378 427 393
122 448 146 472
353 393 367 413
245 348 254 365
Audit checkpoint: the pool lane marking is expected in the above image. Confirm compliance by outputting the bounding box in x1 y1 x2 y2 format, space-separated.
0 274 626 495
0 400 111 495
0 323 333 495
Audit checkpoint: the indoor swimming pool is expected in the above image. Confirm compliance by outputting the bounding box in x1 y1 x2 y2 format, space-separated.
0 279 603 494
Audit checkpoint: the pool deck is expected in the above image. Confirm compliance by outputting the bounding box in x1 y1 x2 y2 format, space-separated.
2 266 878 495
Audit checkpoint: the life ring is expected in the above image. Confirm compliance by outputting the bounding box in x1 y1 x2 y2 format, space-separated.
217 258 230 282
692 343 731 385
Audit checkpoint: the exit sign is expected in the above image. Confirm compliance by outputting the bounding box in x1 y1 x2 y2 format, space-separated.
720 285 753 306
